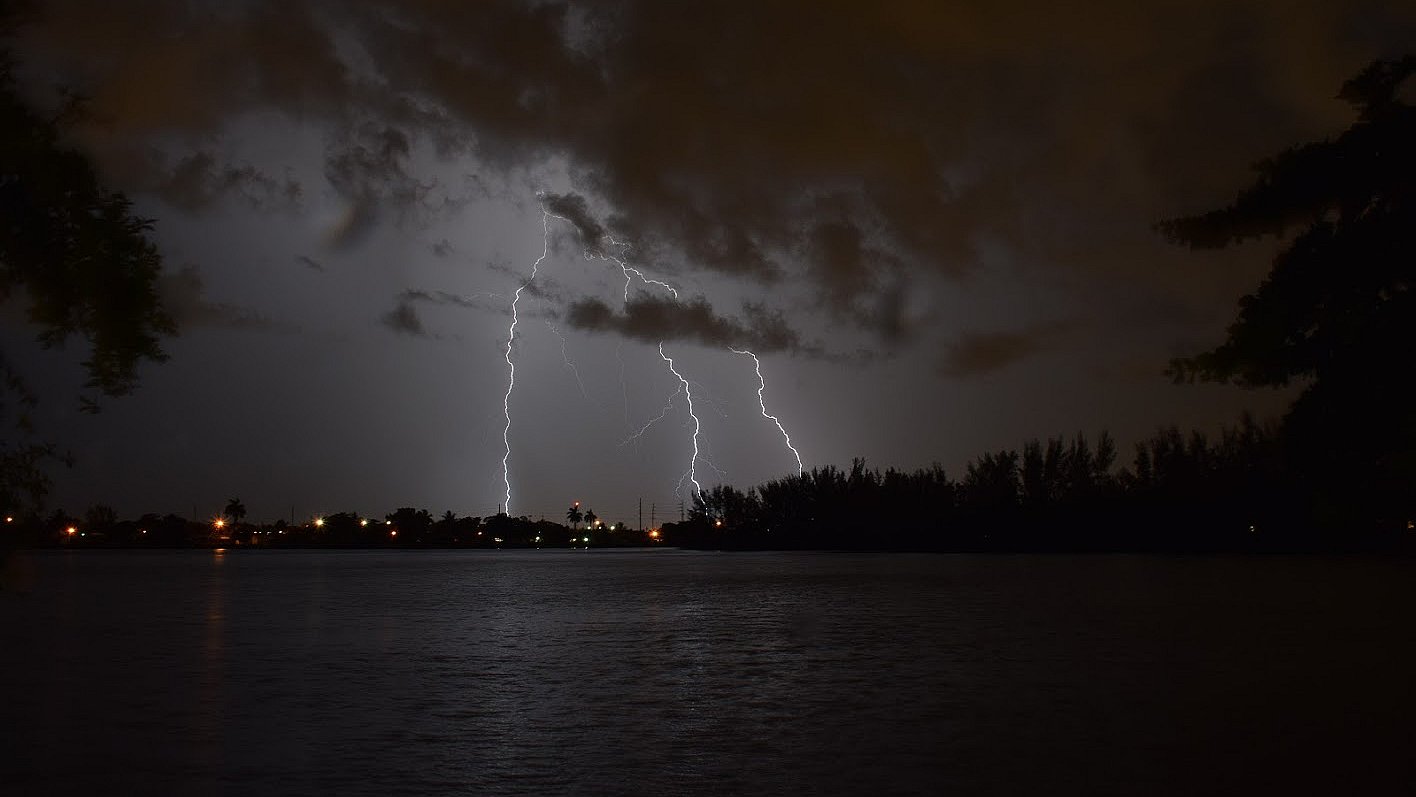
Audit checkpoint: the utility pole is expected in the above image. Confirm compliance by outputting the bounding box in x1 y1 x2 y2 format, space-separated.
638 497 643 532
650 502 655 529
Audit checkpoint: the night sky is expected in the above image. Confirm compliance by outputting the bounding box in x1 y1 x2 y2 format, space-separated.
6 1 1414 524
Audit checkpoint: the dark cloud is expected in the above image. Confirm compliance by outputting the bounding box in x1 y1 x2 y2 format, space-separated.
150 150 301 211
565 295 811 355
397 288 504 313
486 260 565 304
319 122 475 247
157 266 289 332
541 192 606 254
380 301 429 338
379 288 511 339
322 123 421 247
940 322 1073 378
19 0 1416 346
324 124 412 199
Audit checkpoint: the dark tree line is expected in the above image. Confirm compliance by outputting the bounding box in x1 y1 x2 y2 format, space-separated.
677 416 1350 552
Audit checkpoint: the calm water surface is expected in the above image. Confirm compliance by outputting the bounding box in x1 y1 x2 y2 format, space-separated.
2 549 1414 795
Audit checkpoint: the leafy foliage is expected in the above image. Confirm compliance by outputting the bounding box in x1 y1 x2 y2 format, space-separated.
1157 56 1414 389
1 57 175 404
1157 55 1415 524
1 34 174 513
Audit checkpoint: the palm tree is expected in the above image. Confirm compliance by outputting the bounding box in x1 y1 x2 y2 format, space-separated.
224 497 247 524
583 508 598 529
566 504 583 529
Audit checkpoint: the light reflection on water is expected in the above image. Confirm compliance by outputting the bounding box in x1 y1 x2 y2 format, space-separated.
2 549 1414 795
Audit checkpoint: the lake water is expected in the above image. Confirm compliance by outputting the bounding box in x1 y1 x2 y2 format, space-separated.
2 549 1413 795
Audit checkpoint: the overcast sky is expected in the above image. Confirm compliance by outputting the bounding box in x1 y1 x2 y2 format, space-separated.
6 0 1414 524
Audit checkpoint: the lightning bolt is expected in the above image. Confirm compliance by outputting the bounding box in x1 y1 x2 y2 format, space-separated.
730 348 804 475
619 384 683 446
659 342 701 499
503 198 696 510
545 321 590 401
500 209 552 513
690 379 731 420
602 239 679 302
539 211 679 302
700 454 729 480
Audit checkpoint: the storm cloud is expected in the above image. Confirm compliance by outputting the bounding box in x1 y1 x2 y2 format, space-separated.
24 0 1414 344
541 192 607 254
565 295 807 355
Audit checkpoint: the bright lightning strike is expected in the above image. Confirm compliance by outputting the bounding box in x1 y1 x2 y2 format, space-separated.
730 348 804 475
659 342 701 499
501 210 552 514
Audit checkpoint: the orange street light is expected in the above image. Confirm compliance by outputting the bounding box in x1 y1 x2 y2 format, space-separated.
214 518 226 529
66 526 77 536
314 517 325 528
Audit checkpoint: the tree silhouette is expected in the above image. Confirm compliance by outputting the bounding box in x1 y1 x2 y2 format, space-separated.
566 504 582 529
0 46 175 405
385 508 434 539
0 28 175 512
223 498 246 524
583 508 598 529
1158 55 1415 528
